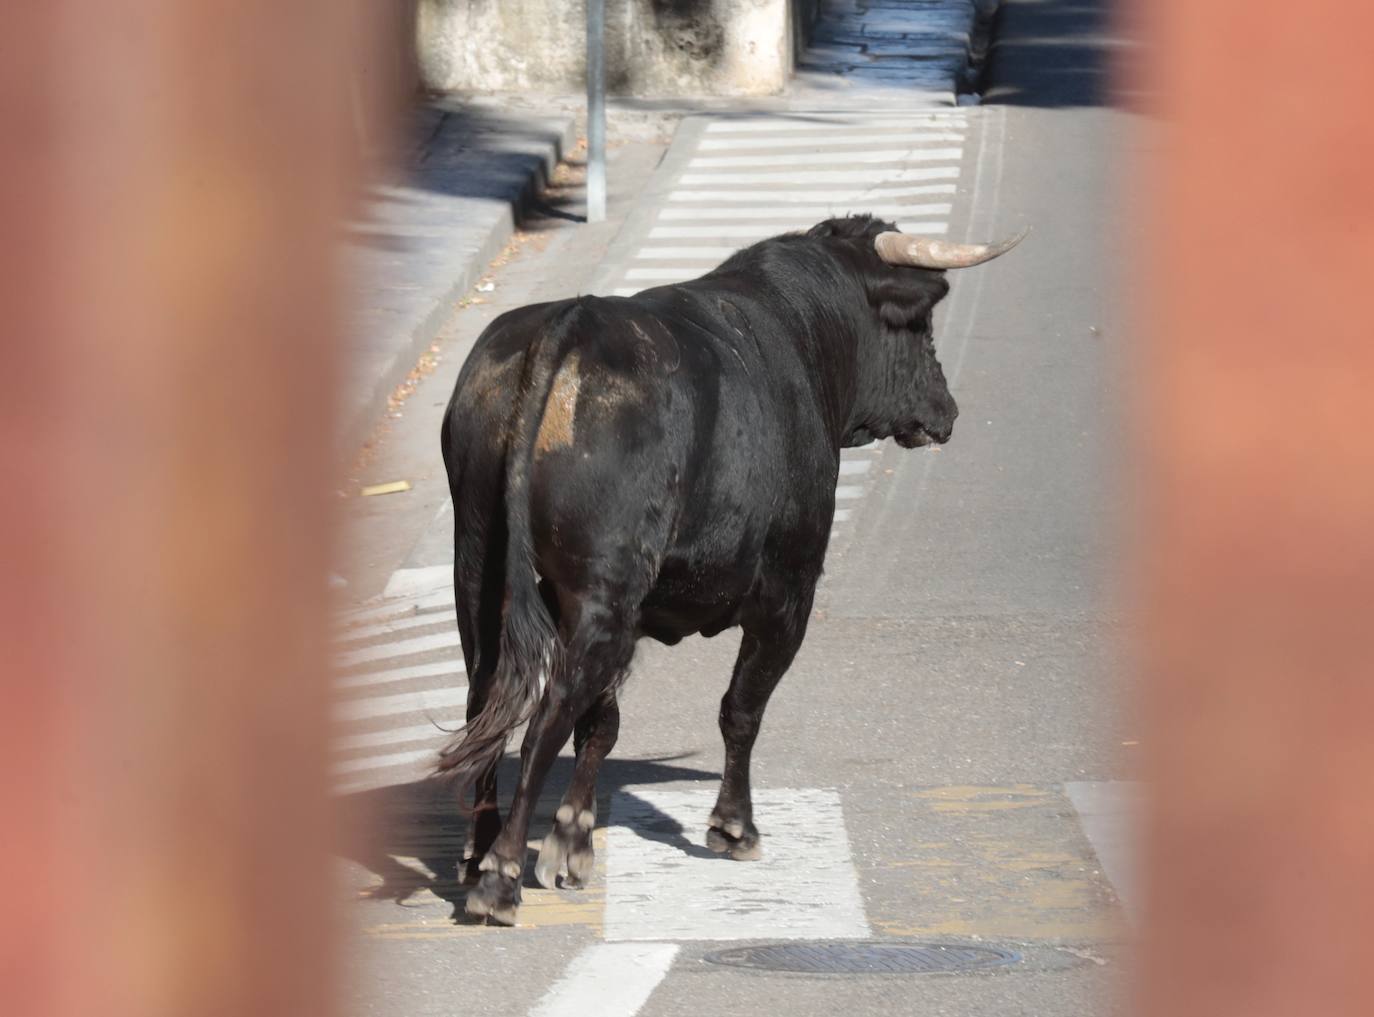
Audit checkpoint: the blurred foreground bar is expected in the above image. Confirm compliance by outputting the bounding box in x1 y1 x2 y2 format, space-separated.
1137 3 1374 1017
1 3 389 1015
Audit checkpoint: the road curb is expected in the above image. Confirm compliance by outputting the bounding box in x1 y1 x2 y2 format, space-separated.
340 110 579 460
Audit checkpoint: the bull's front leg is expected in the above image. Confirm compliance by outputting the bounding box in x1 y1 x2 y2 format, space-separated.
707 592 813 860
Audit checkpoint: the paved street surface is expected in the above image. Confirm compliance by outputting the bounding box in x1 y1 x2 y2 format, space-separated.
333 2 1143 1015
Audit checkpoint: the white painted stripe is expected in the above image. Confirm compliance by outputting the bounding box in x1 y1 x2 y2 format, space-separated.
634 247 733 261
656 203 952 221
415 589 457 612
381 565 452 599
833 508 852 522
705 117 967 134
612 288 641 297
336 611 454 644
682 167 960 186
835 485 864 500
333 659 462 691
333 719 462 751
334 630 462 668
1065 781 1142 926
605 787 869 941
667 184 957 203
647 221 946 240
528 943 678 1017
690 147 962 169
625 268 701 281
331 747 437 776
331 685 466 723
698 130 965 151
336 587 455 627
838 459 873 476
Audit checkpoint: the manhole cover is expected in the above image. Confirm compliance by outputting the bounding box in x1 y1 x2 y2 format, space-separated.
702 941 1021 975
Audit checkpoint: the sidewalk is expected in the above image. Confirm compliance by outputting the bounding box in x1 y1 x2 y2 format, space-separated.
339 99 576 458
337 0 993 461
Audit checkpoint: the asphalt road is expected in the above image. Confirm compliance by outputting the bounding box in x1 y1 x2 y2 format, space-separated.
334 5 1145 1014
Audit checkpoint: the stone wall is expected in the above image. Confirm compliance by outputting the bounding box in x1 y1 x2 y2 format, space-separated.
416 0 821 97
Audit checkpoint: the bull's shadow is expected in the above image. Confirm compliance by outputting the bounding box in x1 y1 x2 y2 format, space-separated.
335 753 717 917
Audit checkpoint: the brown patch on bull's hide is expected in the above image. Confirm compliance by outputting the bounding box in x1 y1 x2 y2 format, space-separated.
535 352 581 457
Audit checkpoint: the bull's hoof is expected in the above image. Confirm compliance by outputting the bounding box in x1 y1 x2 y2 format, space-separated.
464 859 522 926
459 856 485 886
706 816 762 861
535 804 596 890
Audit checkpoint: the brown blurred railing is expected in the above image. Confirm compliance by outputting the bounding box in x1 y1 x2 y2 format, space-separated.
1 3 398 1016
1135 3 1374 1017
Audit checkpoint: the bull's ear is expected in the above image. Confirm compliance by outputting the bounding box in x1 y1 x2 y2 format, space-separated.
867 273 950 330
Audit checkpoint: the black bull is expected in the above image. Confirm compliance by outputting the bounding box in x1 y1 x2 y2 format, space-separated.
437 215 1023 924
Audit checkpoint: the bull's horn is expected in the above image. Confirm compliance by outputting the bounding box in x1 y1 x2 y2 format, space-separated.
874 227 1029 269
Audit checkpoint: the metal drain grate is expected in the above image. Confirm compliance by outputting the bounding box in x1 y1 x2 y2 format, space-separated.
702 941 1021 975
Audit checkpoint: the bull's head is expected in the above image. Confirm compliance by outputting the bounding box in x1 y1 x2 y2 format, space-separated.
816 216 1026 449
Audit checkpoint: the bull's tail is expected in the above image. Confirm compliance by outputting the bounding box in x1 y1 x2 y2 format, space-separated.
435 303 586 782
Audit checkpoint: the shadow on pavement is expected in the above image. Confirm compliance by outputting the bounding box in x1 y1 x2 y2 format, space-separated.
336 753 719 916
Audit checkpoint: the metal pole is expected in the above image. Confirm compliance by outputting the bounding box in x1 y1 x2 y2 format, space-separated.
586 0 606 223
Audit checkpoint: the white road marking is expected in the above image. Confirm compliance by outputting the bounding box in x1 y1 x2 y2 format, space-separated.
336 587 455 627
528 944 679 1017
331 685 466 722
833 508 852 521
835 485 864 500
634 246 734 260
838 459 873 476
333 719 462 752
336 610 455 644
646 221 947 239
657 203 952 221
382 564 453 599
334 630 462 668
605 787 870 941
1065 781 1143 926
667 184 957 203
624 268 706 281
705 116 967 133
679 166 959 186
333 659 462 690
698 130 965 151
690 147 963 169
331 747 438 776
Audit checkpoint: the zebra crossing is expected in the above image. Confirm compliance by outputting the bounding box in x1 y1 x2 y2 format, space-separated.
601 110 969 301
331 585 464 794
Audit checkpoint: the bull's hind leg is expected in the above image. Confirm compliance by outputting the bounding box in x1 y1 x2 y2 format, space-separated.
707 589 815 860
534 690 619 889
459 693 502 885
465 596 635 925
453 564 507 884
